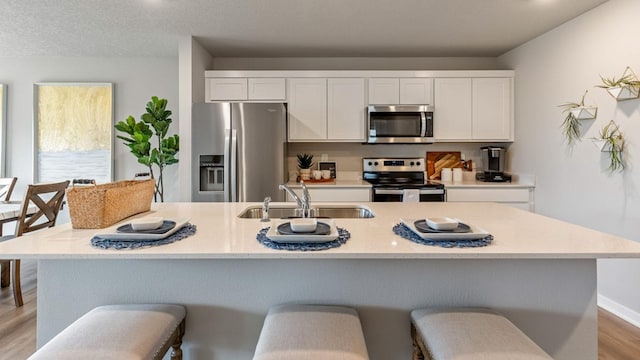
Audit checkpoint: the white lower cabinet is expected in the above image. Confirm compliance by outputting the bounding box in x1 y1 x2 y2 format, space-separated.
446 187 534 212
285 188 371 202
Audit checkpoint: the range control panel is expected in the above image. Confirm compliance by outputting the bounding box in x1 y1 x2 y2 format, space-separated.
363 158 425 172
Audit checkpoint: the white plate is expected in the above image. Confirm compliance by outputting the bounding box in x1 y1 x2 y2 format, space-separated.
400 218 490 241
94 218 190 241
266 219 338 243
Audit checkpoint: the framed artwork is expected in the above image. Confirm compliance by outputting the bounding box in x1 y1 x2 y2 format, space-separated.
34 83 114 183
318 161 337 179
0 84 5 177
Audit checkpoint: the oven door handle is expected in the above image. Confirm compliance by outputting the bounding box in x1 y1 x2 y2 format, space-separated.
375 189 445 195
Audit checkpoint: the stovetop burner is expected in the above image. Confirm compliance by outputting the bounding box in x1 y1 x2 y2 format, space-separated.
362 157 444 189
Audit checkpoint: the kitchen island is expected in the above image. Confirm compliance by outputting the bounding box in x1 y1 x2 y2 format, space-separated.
1 202 639 360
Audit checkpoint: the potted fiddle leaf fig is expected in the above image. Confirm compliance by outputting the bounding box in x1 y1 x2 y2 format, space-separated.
115 96 180 202
592 120 624 173
597 66 640 101
296 153 314 180
559 90 597 145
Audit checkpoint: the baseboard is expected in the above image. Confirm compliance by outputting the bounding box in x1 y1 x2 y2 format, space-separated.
598 293 640 328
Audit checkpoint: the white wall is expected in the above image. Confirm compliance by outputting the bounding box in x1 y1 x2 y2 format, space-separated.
212 56 502 70
178 37 213 201
499 0 640 325
0 56 179 203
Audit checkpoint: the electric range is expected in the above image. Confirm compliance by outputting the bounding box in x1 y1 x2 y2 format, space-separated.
363 158 445 202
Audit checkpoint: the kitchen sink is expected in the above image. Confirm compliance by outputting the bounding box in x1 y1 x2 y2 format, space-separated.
237 205 375 219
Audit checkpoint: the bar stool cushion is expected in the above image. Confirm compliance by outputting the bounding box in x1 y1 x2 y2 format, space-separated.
253 304 369 360
411 307 552 360
29 304 186 360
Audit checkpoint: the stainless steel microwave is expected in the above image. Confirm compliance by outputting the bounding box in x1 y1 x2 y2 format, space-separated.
367 105 434 144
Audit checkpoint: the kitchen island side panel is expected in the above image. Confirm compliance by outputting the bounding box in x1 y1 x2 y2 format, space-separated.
37 258 596 360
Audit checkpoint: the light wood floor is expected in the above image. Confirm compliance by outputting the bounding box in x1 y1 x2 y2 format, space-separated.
1 260 639 359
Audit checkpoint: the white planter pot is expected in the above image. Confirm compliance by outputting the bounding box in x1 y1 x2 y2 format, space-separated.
299 168 311 180
606 85 640 101
569 106 598 120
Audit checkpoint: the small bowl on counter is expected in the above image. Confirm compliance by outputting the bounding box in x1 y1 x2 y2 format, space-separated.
289 218 318 233
425 217 459 231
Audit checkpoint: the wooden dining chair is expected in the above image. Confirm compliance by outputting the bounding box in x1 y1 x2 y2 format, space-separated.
0 180 69 307
0 177 17 201
0 177 18 289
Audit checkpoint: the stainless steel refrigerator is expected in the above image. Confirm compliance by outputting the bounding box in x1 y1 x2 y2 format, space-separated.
192 103 287 202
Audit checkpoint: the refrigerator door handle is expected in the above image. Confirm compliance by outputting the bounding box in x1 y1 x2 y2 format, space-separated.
223 129 231 202
230 129 238 202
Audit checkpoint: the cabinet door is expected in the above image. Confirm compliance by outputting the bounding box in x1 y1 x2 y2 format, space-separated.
446 188 533 212
287 78 327 140
400 78 434 105
327 78 366 141
368 78 399 104
248 78 286 100
207 78 247 101
434 78 472 140
472 78 512 141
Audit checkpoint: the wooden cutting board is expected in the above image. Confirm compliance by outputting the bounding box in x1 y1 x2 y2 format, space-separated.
427 151 462 180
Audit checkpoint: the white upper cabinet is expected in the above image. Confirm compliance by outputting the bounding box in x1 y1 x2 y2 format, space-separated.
434 77 513 142
248 78 286 100
205 71 513 142
327 78 366 141
472 78 512 141
207 78 248 101
206 77 285 101
399 78 434 105
368 78 399 104
434 78 472 140
369 78 433 105
288 78 366 142
287 78 327 141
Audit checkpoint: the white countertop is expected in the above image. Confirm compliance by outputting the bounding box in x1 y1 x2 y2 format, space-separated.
1 202 638 260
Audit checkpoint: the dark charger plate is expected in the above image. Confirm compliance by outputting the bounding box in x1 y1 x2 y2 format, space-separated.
414 220 471 233
277 222 331 235
117 220 177 234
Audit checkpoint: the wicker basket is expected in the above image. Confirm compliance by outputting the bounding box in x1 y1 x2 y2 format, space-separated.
67 179 155 229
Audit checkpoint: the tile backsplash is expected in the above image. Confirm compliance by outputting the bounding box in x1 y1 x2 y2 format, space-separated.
287 142 512 179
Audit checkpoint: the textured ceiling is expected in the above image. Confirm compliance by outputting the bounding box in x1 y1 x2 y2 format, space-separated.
0 0 609 58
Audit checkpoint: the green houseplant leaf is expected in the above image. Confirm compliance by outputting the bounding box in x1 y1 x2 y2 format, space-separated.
297 153 314 169
591 120 624 173
558 90 596 145
115 96 179 202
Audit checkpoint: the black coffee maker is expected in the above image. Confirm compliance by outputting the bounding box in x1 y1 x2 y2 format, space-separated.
476 146 512 182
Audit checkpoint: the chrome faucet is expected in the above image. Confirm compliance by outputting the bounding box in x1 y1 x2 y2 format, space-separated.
279 181 312 218
261 196 271 222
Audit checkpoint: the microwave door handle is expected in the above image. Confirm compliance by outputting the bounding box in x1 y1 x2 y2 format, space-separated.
420 112 427 137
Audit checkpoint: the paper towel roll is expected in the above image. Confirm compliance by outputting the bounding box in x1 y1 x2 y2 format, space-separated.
402 189 420 202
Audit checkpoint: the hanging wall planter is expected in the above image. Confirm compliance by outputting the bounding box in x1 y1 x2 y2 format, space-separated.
591 120 624 173
597 66 640 101
559 90 597 145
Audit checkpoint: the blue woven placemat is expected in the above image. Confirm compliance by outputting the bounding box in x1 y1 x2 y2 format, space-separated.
257 226 350 251
393 223 492 248
91 223 197 250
